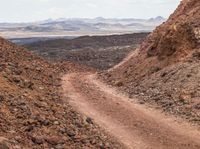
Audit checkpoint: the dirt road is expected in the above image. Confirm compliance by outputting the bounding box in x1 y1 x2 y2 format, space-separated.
62 72 200 149
108 48 139 72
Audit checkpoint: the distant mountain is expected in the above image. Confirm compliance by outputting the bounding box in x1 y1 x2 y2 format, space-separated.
0 17 166 38
148 16 165 22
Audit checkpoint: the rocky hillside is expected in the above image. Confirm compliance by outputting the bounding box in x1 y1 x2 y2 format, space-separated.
142 0 200 60
26 33 148 50
102 0 200 124
25 33 148 70
0 37 122 148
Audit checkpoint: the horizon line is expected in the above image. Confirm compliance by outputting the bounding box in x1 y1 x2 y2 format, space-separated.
0 16 166 24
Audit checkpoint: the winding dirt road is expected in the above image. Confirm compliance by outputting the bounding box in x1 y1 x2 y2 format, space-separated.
62 72 200 149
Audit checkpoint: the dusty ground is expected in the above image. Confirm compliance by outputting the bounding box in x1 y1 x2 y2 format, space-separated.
62 72 200 149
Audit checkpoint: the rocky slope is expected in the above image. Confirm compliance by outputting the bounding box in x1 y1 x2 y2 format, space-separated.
25 33 148 70
0 37 123 148
102 0 200 124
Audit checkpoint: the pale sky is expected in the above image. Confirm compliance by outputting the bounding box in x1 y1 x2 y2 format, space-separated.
0 0 181 22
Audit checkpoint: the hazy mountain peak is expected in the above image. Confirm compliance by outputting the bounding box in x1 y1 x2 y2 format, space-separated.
148 16 165 22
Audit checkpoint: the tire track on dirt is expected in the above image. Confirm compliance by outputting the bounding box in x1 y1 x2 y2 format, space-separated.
62 72 200 149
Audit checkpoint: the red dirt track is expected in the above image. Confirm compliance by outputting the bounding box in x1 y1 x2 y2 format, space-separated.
62 72 200 149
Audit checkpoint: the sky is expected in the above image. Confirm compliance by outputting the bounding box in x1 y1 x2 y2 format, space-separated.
0 0 181 22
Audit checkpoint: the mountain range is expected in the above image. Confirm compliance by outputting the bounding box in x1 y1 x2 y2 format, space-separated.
0 16 165 38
